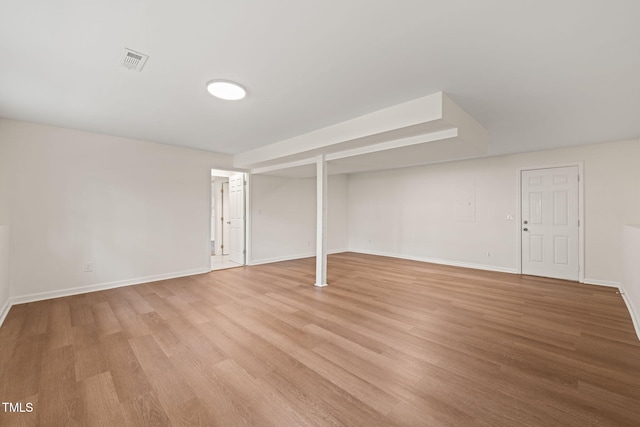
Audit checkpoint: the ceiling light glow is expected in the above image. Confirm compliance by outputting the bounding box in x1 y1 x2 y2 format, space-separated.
206 80 246 100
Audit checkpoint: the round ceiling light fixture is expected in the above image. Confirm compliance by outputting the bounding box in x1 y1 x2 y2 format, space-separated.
206 80 246 100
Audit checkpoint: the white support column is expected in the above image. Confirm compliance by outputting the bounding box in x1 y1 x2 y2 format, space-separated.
315 154 328 287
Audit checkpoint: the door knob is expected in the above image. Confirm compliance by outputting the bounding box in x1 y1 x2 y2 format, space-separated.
523 228 528 232
523 220 528 224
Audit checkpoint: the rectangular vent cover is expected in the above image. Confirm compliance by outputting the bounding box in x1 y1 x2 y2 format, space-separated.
119 48 149 72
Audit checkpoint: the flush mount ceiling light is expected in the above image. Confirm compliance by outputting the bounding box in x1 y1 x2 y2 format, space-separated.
206 80 246 100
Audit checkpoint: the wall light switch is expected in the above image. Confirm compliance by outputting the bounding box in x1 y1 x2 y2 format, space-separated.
84 262 93 272
506 214 515 220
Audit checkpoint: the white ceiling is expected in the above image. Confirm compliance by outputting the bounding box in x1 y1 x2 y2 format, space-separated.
1 1 639 164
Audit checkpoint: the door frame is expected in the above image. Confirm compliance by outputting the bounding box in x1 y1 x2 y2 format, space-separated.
221 181 230 255
207 169 250 271
244 172 252 265
227 173 245 264
517 162 584 283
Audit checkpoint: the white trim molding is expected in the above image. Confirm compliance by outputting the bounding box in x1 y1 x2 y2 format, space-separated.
620 284 640 342
0 297 11 328
249 252 316 266
3 252 638 343
349 249 519 274
0 268 209 327
249 249 349 266
582 278 621 288
578 279 639 342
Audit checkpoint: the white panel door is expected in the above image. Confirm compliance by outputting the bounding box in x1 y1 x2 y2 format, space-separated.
228 173 245 265
521 166 579 280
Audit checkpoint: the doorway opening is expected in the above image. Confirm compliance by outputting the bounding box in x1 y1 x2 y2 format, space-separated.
211 169 246 271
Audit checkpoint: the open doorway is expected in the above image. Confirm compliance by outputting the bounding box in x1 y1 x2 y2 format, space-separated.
211 169 246 271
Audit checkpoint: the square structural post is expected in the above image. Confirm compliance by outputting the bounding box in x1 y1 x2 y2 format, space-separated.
315 154 328 287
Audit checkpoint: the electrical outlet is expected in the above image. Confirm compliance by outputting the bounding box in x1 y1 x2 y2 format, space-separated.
84 262 93 272
487 251 491 257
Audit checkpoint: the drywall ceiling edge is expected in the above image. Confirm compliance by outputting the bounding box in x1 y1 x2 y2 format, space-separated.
234 92 446 169
244 92 488 176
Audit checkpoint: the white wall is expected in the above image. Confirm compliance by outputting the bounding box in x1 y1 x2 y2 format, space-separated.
2 115 637 325
0 119 232 302
348 138 640 285
328 174 349 252
622 225 640 339
0 133 11 320
250 174 349 264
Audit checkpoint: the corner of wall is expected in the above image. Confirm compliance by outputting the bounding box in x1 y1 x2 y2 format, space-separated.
0 118 221 303
0 224 10 328
0 297 10 327
0 123 12 327
622 225 640 342
620 285 640 343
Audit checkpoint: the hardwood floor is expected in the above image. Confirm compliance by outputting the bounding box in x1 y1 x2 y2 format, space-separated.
1 252 639 426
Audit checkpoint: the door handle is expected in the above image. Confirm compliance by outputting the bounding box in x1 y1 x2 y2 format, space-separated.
523 228 528 232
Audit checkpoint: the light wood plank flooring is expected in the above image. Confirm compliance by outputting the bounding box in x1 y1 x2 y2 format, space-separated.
1 252 639 426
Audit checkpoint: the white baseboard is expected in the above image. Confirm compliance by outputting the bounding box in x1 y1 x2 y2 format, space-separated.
570 279 640 342
619 284 640 342
249 252 315 266
3 257 637 343
249 249 349 266
0 297 11 328
349 248 519 274
582 278 621 288
0 268 209 327
329 248 350 255
350 251 638 342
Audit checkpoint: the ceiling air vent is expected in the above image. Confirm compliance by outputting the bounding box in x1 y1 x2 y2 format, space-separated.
119 48 149 72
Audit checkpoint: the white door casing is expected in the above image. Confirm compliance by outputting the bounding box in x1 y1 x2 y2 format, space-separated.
521 166 579 281
211 181 216 243
221 181 230 255
228 173 245 265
